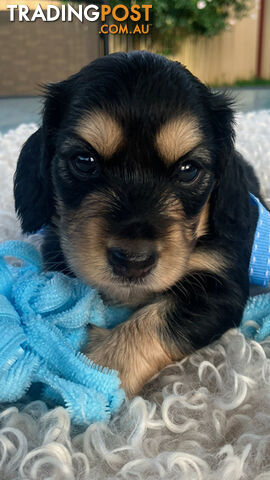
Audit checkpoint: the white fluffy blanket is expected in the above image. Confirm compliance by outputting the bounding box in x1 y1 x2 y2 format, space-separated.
1 112 270 480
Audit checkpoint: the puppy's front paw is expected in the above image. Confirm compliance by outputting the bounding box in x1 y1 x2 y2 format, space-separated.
84 324 121 373
84 325 112 354
82 306 174 398
83 325 117 374
83 324 136 397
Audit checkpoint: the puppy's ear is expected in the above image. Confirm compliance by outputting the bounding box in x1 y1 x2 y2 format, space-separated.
14 127 52 233
14 81 68 233
208 90 235 159
210 153 252 240
207 92 258 240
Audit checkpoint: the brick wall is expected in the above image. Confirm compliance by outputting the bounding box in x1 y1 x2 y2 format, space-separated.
0 11 100 96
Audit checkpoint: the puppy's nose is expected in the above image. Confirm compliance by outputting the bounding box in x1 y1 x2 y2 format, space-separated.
107 247 157 278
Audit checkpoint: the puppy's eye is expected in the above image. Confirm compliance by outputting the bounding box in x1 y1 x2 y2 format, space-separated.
177 161 199 183
71 154 100 178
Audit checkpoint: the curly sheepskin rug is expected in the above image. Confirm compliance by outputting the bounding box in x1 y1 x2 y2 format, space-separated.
1 111 270 480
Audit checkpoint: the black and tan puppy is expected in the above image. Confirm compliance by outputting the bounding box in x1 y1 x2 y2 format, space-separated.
14 51 262 397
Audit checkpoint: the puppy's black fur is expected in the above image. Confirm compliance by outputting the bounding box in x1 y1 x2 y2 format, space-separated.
14 51 263 395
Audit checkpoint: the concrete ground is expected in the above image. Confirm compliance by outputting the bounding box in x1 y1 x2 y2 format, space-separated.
222 87 270 113
0 97 42 133
0 88 270 134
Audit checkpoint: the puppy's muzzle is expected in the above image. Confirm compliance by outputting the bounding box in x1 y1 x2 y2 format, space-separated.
107 246 157 279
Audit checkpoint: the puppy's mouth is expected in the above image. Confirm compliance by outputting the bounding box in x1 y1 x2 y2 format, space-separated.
107 247 158 284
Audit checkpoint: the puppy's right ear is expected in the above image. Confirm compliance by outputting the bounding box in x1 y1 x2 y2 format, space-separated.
14 81 69 233
14 127 53 233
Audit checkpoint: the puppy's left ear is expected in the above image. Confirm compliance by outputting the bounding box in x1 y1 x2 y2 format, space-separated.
14 81 69 233
207 91 258 240
210 152 254 240
207 90 235 159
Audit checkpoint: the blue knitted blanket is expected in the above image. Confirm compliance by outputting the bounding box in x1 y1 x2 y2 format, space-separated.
241 293 270 341
0 240 270 427
0 240 130 426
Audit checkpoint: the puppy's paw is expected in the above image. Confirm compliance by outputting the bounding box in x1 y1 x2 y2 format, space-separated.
83 324 136 397
84 325 112 354
83 325 119 373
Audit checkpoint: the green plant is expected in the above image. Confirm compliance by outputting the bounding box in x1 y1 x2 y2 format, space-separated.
109 0 253 39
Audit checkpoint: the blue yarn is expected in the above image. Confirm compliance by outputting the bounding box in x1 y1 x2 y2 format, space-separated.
0 240 130 426
241 292 270 342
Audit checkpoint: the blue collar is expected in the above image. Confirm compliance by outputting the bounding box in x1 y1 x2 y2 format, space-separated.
249 193 270 287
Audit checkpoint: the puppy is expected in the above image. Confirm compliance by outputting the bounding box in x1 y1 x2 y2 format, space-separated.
14 51 262 397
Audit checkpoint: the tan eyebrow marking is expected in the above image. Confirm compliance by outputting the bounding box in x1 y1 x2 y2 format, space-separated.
76 111 123 158
155 115 203 165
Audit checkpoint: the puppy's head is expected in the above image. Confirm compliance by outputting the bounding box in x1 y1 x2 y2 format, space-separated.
15 51 243 305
